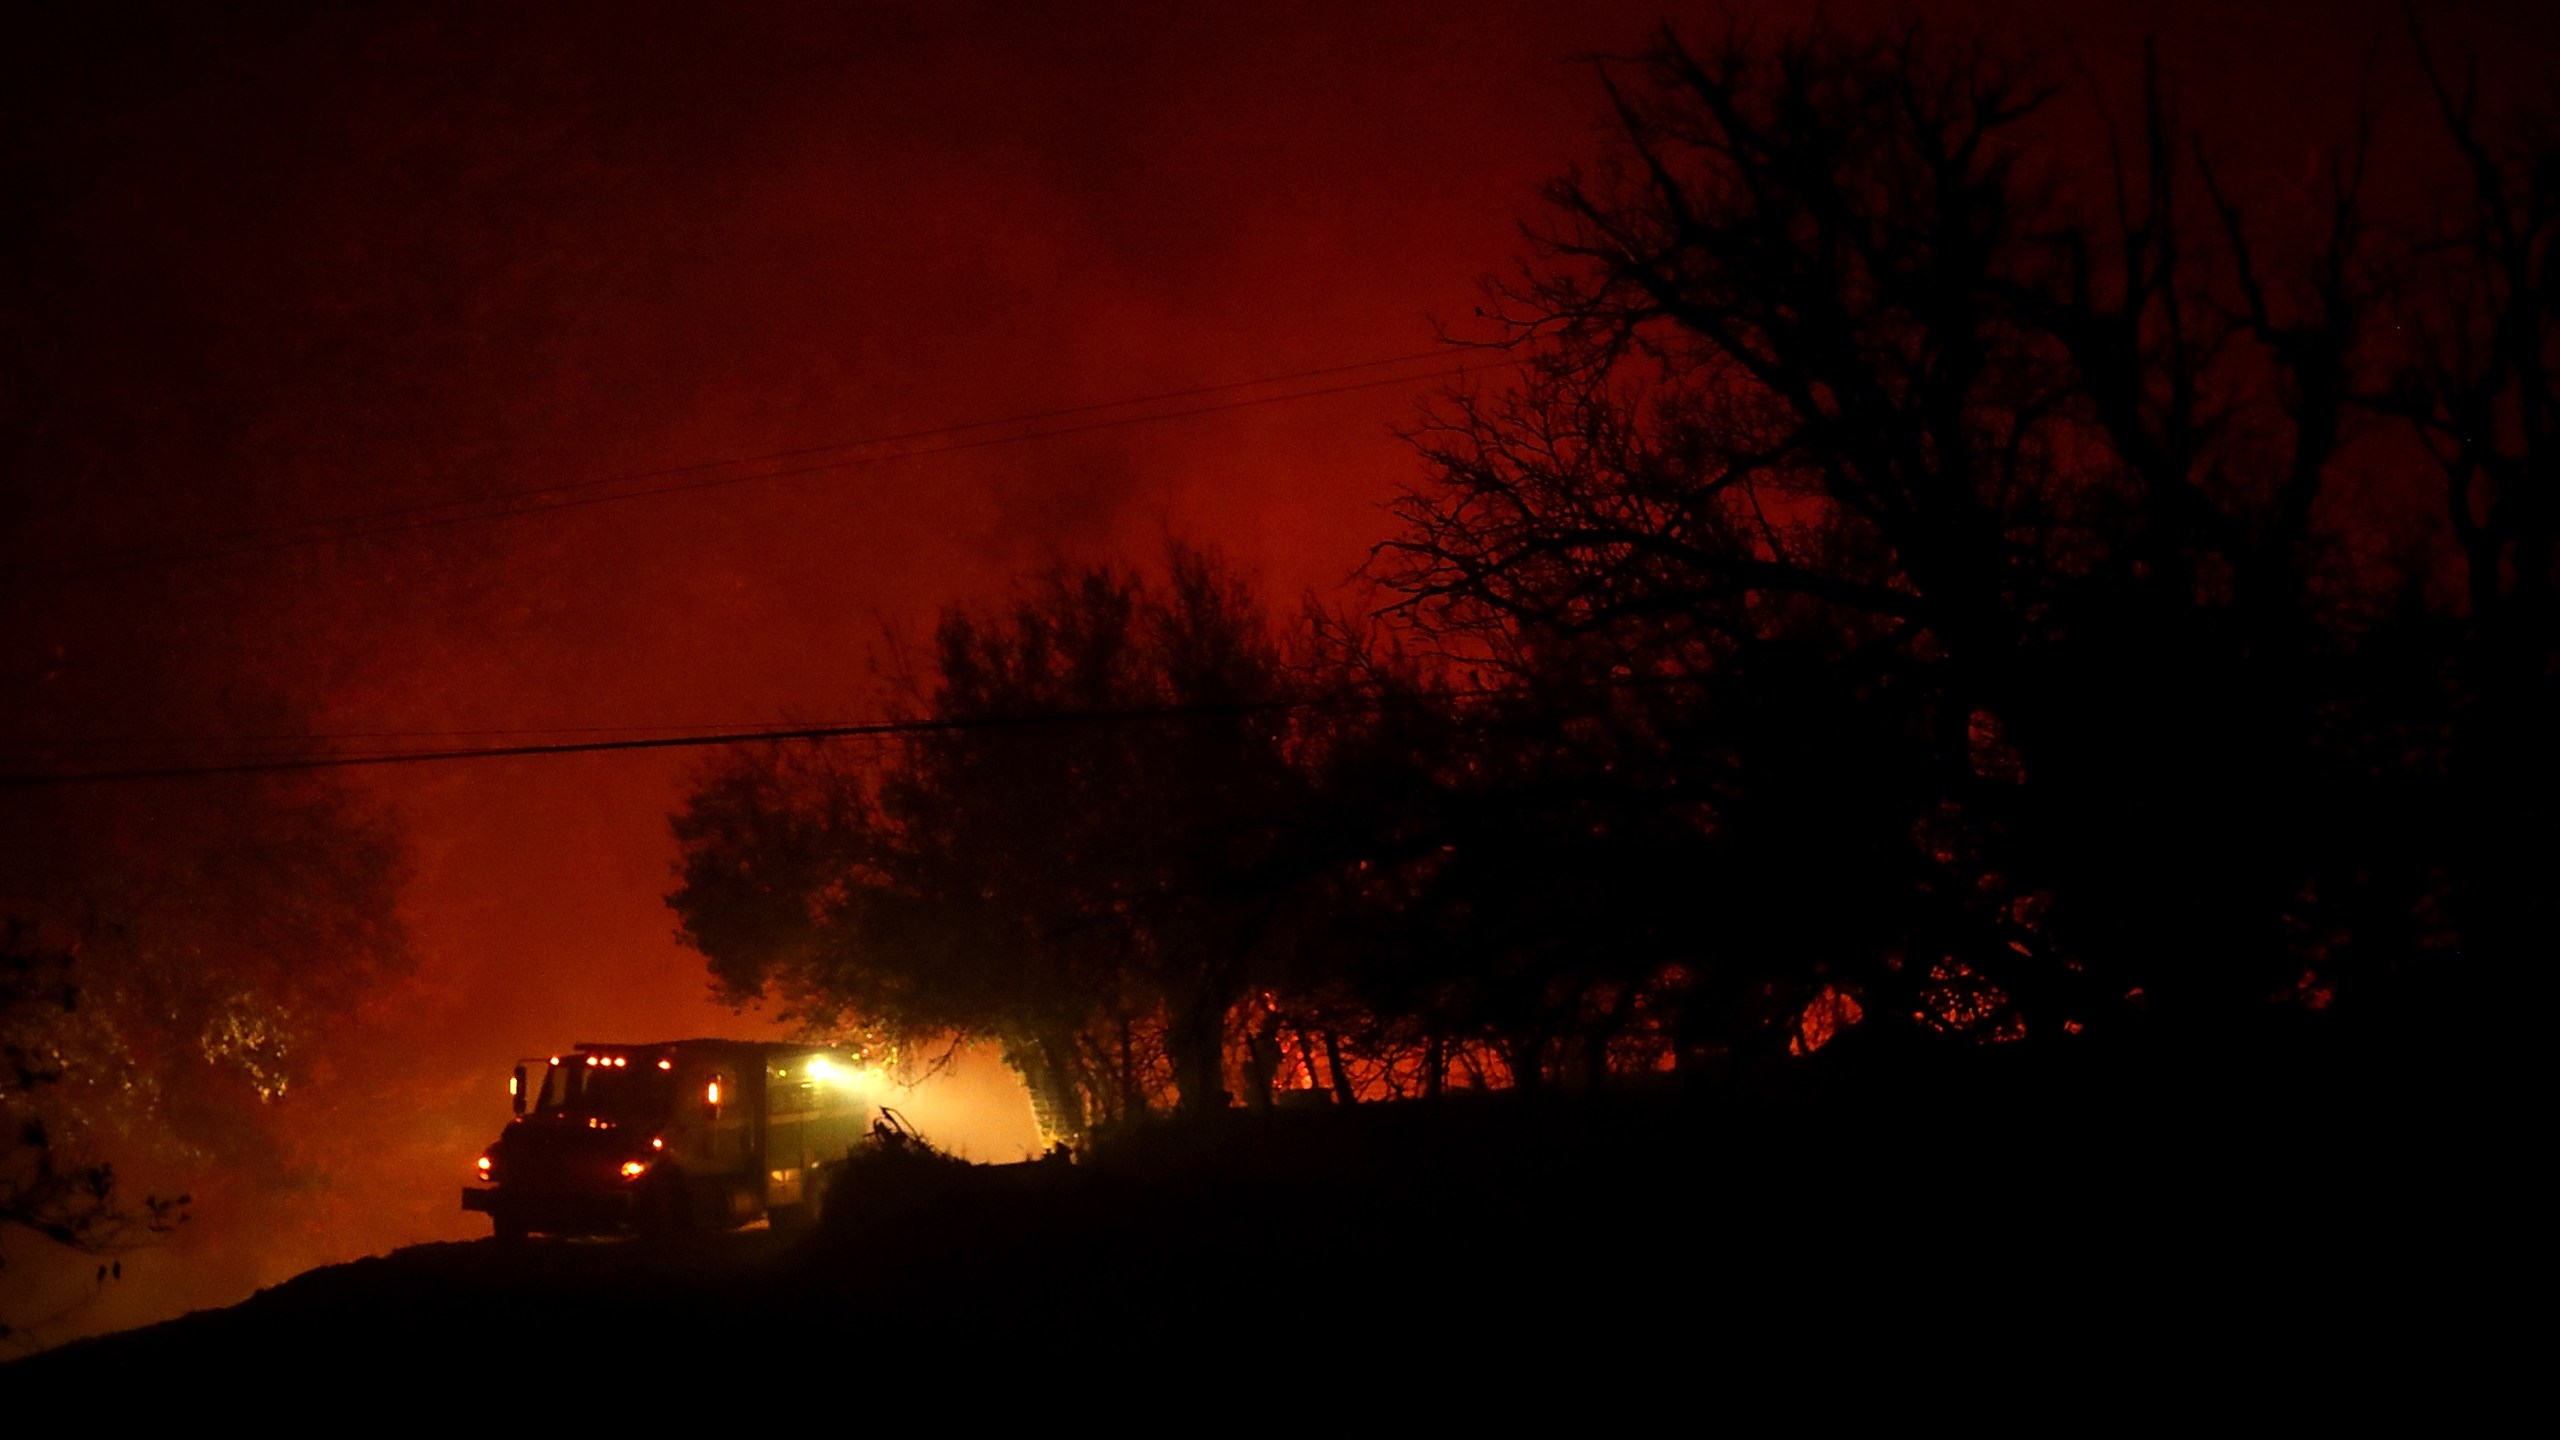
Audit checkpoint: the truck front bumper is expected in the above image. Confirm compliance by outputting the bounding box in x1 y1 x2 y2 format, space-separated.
462 1184 641 1235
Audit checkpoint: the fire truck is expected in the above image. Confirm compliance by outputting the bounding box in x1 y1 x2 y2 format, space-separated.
464 1039 874 1243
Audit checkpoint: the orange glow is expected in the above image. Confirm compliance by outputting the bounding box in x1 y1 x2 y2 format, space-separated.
0 7 1702 1346
619 1160 647 1178
20 7 2512 1355
475 1155 491 1176
650 1136 663 1150
1789 986 1865 1056
1917 960 2026 1041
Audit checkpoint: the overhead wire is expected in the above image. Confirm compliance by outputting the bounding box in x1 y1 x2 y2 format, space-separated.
0 720 827 746
46 346 1512 580
8 343 1543 783
0 694 1379 787
0 720 834 766
0 675 1694 788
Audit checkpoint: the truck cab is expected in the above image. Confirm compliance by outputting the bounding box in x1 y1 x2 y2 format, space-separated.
464 1039 872 1242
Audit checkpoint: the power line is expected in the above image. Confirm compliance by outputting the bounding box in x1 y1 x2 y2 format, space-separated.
48 348 1506 580
0 720 827 747
69 347 1457 563
0 721 835 767
0 675 1689 788
152 364 1487 564
0 695 1347 787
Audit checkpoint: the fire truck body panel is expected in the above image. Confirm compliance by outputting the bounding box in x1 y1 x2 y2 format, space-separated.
464 1039 871 1240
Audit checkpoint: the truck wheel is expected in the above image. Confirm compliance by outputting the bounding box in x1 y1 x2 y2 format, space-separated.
768 1202 811 1239
805 1162 837 1230
637 1175 689 1243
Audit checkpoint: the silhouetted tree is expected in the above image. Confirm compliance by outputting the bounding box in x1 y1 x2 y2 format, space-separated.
673 15 2553 1106
1 922 190 1340
2 926 117 1251
2373 26 2558 1012
1379 16 2527 1051
671 544 1311 1136
0 758 407 1341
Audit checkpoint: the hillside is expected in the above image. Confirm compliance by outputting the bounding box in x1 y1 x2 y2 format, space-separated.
4 1040 2497 1402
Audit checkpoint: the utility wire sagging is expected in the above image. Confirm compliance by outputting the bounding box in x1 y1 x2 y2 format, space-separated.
0 676 1698 787
42 348 1514 582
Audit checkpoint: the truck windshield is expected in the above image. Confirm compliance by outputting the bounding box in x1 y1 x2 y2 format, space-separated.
533 1060 675 1122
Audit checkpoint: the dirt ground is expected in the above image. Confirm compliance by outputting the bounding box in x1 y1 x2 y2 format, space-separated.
3 1037 2506 1410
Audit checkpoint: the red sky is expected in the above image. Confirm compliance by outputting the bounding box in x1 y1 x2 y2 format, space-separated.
5 0 2549 1342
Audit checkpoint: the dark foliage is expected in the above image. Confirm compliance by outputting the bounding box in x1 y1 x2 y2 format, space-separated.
1 923 189 1338
673 16 2553 1121
1378 16 2550 1061
671 544 1317 1135
9 1072 2482 1404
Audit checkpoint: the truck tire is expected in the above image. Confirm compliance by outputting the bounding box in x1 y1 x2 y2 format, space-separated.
768 1202 811 1239
637 1174 690 1243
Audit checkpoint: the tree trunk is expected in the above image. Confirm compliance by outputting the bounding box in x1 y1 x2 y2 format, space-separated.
1322 1030 1359 1105
1167 994 1232 1115
1243 1010 1283 1110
